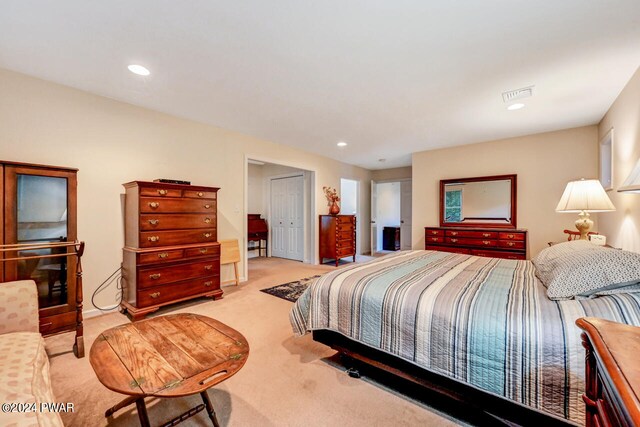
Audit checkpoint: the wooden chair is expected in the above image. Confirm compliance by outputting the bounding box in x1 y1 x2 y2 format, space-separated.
563 229 599 241
219 239 240 286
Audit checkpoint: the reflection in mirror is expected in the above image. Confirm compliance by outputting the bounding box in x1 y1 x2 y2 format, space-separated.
16 174 68 308
443 179 512 224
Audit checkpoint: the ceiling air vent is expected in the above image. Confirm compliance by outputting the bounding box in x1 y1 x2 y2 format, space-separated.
502 86 534 103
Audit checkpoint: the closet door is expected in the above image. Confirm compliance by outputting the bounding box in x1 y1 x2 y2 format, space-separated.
3 165 77 317
270 175 304 261
400 180 412 250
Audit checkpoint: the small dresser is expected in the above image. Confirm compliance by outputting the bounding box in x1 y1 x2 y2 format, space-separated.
319 215 356 266
576 317 640 427
425 226 528 260
121 181 222 320
383 226 401 251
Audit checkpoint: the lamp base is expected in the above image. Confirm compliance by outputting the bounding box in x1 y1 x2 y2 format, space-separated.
575 211 593 240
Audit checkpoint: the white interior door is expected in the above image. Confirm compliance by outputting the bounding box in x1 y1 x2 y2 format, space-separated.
370 180 378 254
285 175 304 261
400 180 412 250
270 175 304 261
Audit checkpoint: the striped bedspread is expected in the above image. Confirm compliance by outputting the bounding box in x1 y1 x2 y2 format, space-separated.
290 250 640 424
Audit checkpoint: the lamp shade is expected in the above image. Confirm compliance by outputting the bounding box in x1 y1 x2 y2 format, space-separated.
618 158 640 193
556 179 616 213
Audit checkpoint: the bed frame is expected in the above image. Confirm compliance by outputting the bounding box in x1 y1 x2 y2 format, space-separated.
313 330 575 427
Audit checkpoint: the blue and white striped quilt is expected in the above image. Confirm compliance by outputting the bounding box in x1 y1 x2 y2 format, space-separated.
290 250 640 424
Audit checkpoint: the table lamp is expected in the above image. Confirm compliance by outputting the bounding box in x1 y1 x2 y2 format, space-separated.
556 179 615 240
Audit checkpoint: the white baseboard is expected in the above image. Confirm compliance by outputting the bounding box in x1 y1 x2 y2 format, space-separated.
83 307 118 319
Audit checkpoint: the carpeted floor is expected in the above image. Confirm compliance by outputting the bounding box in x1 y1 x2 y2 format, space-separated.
44 256 464 427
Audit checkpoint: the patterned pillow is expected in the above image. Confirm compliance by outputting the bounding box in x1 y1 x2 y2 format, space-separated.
532 240 640 300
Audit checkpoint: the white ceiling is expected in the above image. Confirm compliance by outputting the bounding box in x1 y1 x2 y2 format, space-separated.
1 1 639 169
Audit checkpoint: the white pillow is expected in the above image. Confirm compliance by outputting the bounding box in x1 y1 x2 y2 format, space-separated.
532 240 640 300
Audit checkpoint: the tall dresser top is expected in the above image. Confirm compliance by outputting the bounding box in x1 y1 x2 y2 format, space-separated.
123 180 220 193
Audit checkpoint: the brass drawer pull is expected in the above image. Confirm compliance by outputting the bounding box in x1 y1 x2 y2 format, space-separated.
507 242 515 247
148 236 160 242
451 231 458 236
204 265 213 271
431 237 439 242
197 191 204 197
431 231 438 235
150 292 161 299
203 232 212 238
158 189 168 196
451 238 458 243
148 202 160 209
148 219 159 225
204 204 211 209
507 234 515 239
483 240 491 245
199 248 208 254
482 233 491 237
149 273 161 280
157 252 169 259
204 217 211 224
204 281 213 287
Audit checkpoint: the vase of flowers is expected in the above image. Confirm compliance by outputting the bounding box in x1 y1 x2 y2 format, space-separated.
323 186 341 215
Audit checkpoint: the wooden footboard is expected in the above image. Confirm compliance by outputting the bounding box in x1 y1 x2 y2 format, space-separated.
313 330 574 427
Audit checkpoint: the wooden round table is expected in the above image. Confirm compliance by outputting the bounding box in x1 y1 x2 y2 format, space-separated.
90 313 249 427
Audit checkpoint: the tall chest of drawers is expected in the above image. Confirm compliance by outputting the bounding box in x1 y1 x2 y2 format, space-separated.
121 181 222 320
424 226 528 260
319 215 356 266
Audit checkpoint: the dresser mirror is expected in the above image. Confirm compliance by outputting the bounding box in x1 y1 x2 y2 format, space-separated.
439 174 517 228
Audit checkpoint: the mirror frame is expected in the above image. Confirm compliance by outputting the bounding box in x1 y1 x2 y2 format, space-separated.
439 174 517 229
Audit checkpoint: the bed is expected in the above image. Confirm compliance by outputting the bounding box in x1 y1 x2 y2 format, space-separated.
290 248 640 425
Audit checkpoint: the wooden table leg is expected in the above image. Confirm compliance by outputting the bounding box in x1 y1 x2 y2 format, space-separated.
136 398 151 427
105 395 138 417
200 391 220 427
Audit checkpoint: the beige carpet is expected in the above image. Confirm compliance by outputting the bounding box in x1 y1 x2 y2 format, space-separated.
45 256 465 426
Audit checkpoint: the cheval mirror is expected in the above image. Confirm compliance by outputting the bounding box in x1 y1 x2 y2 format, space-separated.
439 174 517 228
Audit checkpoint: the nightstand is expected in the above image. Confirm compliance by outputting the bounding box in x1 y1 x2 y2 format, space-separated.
576 317 640 427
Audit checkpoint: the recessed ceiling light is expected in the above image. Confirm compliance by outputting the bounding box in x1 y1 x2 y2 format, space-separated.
507 103 525 111
337 141 347 147
128 64 150 76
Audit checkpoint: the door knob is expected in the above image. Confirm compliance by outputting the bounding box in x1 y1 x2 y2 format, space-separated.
401 220 404 224
371 221 376 224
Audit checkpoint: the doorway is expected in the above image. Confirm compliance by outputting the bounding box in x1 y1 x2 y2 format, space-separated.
371 179 412 254
340 178 361 254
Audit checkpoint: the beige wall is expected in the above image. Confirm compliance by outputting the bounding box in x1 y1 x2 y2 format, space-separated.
247 163 265 215
372 166 412 182
0 68 372 314
412 126 599 256
598 67 640 252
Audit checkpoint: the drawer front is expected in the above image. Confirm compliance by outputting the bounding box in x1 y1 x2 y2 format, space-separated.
39 311 77 335
140 214 216 231
432 246 471 255
336 230 354 240
426 236 444 244
425 228 444 237
139 187 182 198
140 197 216 213
336 223 354 233
471 249 525 260
336 247 355 257
183 190 217 199
138 249 185 264
446 237 497 247
336 239 354 250
446 230 498 239
185 245 221 258
137 276 220 307
138 259 220 288
336 216 355 224
140 229 217 248
499 232 526 241
497 240 525 250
